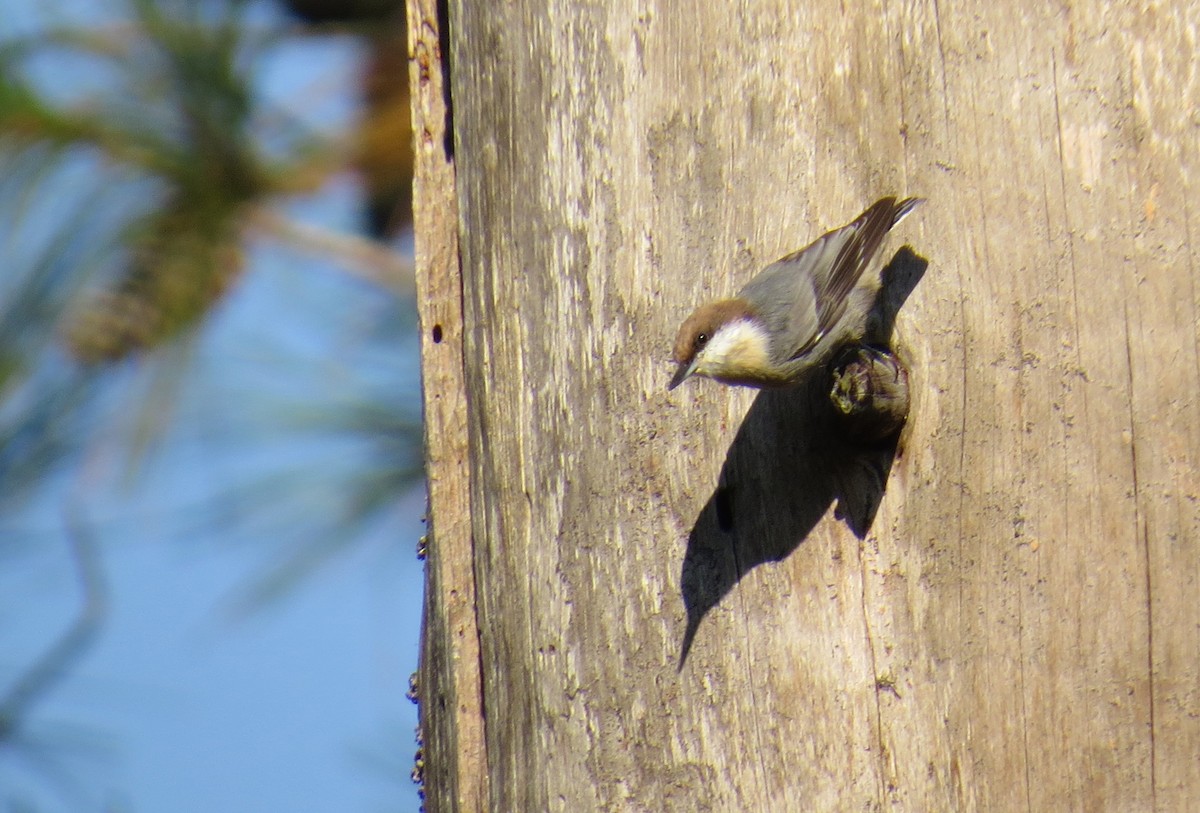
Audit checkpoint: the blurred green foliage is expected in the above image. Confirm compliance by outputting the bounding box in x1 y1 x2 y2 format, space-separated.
0 0 418 504
0 0 421 803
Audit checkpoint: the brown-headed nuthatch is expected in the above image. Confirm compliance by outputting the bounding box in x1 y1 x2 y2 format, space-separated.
669 196 924 390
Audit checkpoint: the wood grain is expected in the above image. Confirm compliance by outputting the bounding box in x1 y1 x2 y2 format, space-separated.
422 0 1200 809
406 1 487 810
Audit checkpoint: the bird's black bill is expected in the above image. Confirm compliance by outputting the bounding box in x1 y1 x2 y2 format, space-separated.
668 361 694 391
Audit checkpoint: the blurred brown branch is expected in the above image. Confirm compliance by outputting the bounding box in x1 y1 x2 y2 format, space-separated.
246 205 414 293
0 508 108 743
0 0 414 364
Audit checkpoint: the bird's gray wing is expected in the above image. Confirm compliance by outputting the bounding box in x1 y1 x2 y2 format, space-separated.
736 237 829 363
812 197 916 342
740 197 920 361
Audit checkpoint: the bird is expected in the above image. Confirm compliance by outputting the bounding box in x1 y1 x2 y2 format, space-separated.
668 196 924 390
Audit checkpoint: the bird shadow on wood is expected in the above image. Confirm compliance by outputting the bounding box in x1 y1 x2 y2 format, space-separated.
678 247 929 668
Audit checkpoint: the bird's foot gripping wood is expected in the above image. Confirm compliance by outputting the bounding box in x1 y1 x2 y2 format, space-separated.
828 344 910 442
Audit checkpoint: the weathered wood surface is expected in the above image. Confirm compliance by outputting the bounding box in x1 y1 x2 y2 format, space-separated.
406 1 487 810
419 0 1200 809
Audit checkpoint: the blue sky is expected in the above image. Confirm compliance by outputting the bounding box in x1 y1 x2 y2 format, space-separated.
0 2 426 810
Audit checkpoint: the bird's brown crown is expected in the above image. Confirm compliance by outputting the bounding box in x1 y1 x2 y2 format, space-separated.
671 298 759 364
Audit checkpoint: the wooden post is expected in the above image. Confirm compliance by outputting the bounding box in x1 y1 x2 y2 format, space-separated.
413 0 1200 809
406 1 487 810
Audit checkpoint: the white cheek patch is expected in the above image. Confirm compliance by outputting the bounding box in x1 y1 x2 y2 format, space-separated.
698 319 772 375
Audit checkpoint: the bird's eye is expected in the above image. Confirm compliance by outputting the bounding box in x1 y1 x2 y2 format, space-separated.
696 332 709 348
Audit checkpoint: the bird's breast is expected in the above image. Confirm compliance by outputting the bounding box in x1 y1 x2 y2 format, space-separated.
695 319 780 384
